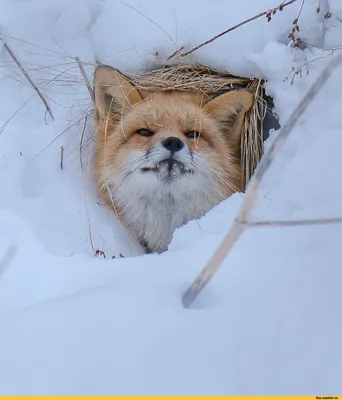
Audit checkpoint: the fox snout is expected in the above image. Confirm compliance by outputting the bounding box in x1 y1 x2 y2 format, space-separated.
142 135 192 180
162 136 184 153
146 134 189 163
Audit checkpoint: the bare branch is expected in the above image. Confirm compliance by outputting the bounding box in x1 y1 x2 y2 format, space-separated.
168 0 299 59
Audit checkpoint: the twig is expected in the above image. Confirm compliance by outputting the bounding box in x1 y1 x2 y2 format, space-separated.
244 217 342 228
1 39 54 120
169 0 299 59
60 146 64 169
79 115 88 174
75 56 95 104
167 46 184 60
79 115 97 256
0 245 17 277
288 0 305 48
182 53 342 308
284 51 336 85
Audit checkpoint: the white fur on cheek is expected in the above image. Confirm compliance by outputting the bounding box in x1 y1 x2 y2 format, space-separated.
105 147 225 253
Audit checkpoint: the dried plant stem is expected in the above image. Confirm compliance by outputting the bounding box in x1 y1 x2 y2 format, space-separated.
60 146 64 170
80 116 96 256
182 53 342 308
169 0 299 59
244 217 342 228
0 245 17 277
75 56 95 104
166 46 185 60
1 40 54 120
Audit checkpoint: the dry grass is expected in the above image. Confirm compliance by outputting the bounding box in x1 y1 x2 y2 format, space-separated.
75 56 95 105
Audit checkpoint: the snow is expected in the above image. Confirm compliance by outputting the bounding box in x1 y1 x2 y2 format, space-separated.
0 0 341 395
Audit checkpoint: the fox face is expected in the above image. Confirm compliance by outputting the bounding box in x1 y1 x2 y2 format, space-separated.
93 65 254 253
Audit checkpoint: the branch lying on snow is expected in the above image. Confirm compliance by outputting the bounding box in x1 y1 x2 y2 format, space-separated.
182 52 342 308
168 0 300 59
0 38 54 121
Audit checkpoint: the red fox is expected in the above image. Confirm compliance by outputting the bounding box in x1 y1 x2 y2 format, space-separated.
93 65 254 254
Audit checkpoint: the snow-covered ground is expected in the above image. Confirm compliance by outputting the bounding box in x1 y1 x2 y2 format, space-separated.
0 0 342 394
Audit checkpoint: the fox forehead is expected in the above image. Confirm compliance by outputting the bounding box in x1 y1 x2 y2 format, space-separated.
125 91 212 131
115 92 227 152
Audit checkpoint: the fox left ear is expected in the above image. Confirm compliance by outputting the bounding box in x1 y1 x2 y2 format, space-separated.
94 65 143 119
203 90 254 146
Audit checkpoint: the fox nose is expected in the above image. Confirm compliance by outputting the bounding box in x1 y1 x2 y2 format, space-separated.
162 136 184 152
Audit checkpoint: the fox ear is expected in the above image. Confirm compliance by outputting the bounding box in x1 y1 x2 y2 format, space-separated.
94 65 143 119
203 90 254 146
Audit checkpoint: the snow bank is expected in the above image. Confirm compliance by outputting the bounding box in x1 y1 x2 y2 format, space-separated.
0 0 341 394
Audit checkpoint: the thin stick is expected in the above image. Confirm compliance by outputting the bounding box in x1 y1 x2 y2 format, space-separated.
120 0 176 45
60 146 64 170
0 245 17 277
169 0 299 59
1 39 54 120
167 46 185 60
80 116 96 256
75 56 95 104
182 53 342 308
79 115 88 174
244 217 342 228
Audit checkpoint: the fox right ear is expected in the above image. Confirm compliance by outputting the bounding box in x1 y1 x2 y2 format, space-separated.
94 65 143 119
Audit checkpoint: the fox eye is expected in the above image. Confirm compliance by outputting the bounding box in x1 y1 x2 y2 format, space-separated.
185 130 200 139
136 129 154 137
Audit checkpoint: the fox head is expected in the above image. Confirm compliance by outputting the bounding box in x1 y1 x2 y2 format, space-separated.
93 65 254 253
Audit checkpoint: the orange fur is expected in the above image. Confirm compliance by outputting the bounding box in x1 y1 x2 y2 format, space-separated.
93 65 254 253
